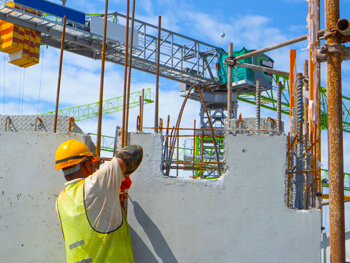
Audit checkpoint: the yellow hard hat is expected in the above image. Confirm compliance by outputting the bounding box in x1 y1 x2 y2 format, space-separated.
55 140 100 170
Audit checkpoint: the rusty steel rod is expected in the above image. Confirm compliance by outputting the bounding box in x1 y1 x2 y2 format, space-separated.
231 28 328 62
193 119 196 178
121 0 130 148
304 61 309 139
172 161 226 165
176 136 179 177
256 79 261 130
124 0 136 147
195 86 221 175
304 60 310 208
154 16 161 133
200 128 204 178
141 89 144 131
166 87 192 176
96 1 109 160
227 43 233 119
54 15 66 133
170 166 222 171
224 61 290 77
163 115 170 160
325 0 345 261
276 81 282 133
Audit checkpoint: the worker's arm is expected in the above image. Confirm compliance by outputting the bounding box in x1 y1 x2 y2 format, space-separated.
84 157 126 233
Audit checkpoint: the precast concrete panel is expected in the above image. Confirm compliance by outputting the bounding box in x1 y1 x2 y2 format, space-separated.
126 132 321 263
0 121 322 262
0 132 94 262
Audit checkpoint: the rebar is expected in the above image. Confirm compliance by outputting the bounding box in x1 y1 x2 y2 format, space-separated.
140 89 144 131
124 0 136 146
227 43 233 119
296 73 304 209
165 86 221 177
154 16 161 133
296 73 304 139
54 16 66 133
96 0 108 160
276 81 282 133
255 80 261 130
325 0 345 261
121 0 130 148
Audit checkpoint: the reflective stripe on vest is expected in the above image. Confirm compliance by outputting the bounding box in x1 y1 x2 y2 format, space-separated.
57 180 134 263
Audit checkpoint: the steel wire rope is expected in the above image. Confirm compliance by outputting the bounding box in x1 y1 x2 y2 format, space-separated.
20 69 25 114
37 47 45 115
18 67 22 114
3 53 5 114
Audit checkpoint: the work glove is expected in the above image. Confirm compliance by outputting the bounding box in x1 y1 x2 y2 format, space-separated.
120 176 132 192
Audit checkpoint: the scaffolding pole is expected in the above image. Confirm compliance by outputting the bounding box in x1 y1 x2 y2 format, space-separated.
325 0 345 262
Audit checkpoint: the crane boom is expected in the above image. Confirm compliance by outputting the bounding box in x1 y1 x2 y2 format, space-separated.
41 88 153 122
0 1 223 87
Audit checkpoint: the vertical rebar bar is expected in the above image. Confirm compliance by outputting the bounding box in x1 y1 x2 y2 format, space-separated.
289 49 296 136
227 43 233 119
296 73 304 141
124 0 136 146
200 128 204 178
121 0 130 148
113 126 119 157
304 60 310 208
140 89 144 131
304 60 309 139
54 16 66 133
287 132 291 207
96 1 109 160
193 119 196 178
325 0 345 261
276 81 282 133
154 16 161 133
255 79 261 130
296 73 304 209
176 137 179 177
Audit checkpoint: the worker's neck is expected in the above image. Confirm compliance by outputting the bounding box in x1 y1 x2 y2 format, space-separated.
65 171 89 182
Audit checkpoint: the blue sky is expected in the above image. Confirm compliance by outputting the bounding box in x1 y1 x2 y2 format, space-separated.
1 0 350 230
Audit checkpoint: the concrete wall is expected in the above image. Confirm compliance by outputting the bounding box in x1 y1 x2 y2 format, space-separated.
127 132 321 263
0 127 321 262
321 230 350 262
0 132 94 263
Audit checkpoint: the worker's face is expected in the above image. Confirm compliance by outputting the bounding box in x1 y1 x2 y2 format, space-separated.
89 161 97 173
83 160 97 176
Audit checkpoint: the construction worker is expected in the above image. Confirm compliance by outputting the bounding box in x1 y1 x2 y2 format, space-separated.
55 140 143 263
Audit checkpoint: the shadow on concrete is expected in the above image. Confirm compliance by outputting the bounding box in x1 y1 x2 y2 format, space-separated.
130 199 178 263
129 226 158 263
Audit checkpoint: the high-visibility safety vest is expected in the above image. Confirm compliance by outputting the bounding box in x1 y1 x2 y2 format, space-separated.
57 180 134 263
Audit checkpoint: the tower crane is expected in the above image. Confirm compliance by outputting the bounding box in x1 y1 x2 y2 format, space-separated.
41 88 153 122
0 0 349 188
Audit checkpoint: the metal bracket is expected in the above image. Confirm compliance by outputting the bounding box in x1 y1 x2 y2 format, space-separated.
224 55 236 67
326 43 348 55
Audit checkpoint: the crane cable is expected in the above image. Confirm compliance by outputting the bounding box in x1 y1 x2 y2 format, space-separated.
37 46 45 115
20 69 25 114
3 53 5 114
18 67 22 114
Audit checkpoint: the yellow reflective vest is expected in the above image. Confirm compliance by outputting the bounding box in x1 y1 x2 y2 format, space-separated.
57 180 134 263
